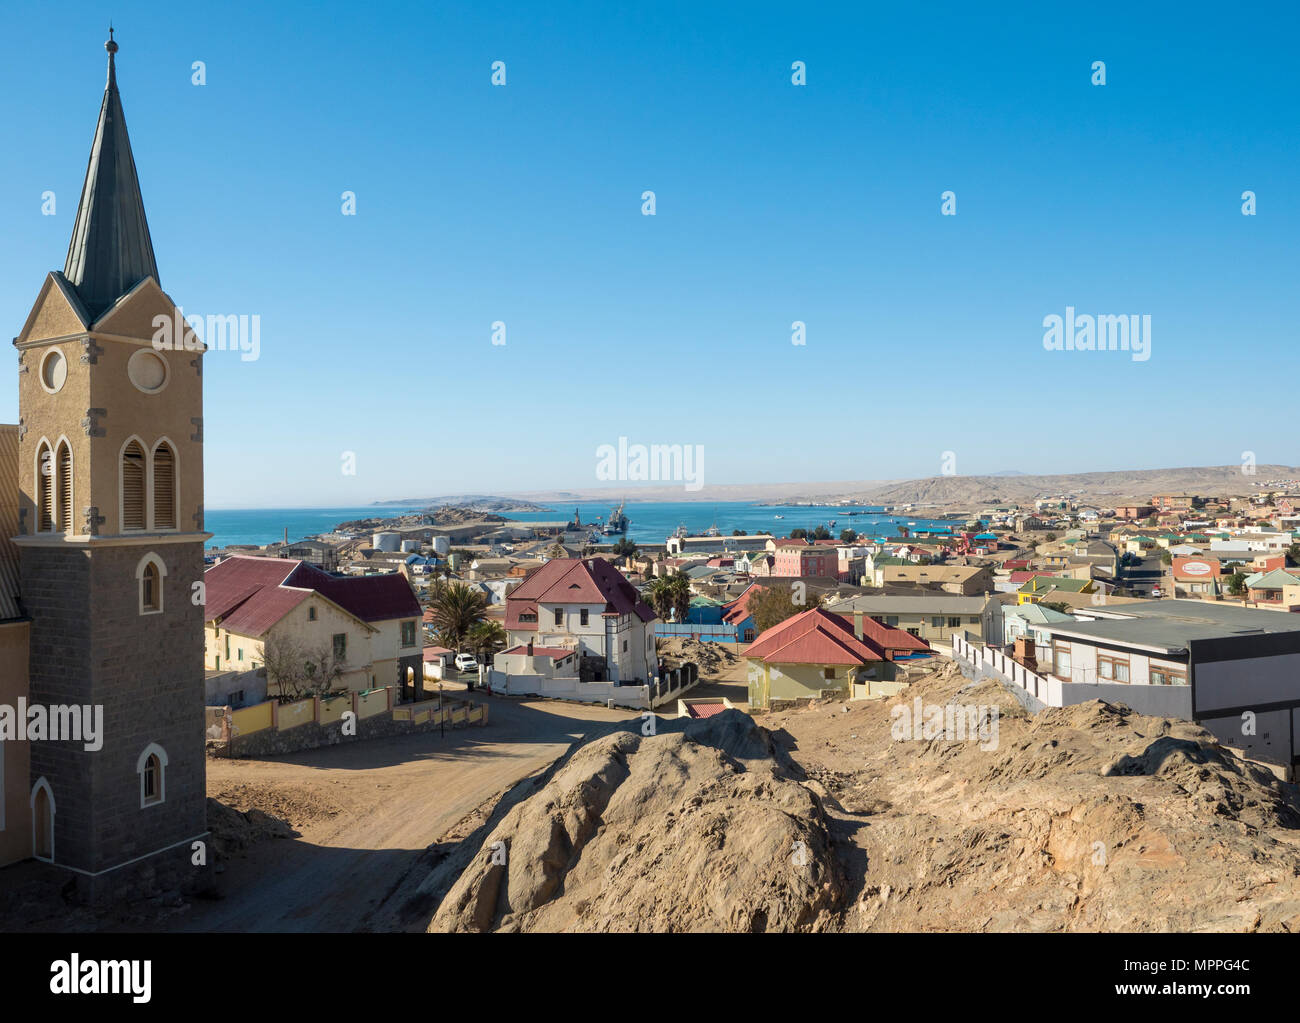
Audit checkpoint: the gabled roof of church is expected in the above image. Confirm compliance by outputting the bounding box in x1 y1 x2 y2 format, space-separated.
62 32 159 322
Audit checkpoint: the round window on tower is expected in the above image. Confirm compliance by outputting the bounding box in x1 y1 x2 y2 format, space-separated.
38 348 67 394
127 349 169 393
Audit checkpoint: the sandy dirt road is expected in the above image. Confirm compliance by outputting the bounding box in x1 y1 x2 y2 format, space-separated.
172 691 638 932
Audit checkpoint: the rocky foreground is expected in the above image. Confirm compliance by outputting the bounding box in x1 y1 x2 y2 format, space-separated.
422 660 1300 932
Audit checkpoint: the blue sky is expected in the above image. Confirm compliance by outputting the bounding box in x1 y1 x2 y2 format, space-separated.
1 1 1297 506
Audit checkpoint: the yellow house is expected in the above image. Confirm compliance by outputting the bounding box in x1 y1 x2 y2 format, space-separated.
203 556 422 698
1017 575 1096 604
745 607 929 709
207 591 379 692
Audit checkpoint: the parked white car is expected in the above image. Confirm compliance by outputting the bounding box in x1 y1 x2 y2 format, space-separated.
454 653 479 672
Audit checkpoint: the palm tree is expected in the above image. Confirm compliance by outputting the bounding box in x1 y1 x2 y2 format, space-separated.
467 620 507 666
645 576 675 621
429 581 488 651
647 573 691 622
667 572 691 623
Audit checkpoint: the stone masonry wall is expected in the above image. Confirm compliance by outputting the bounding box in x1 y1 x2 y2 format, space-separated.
23 539 210 897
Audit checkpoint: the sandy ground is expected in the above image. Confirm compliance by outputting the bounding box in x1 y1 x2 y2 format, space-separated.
167 688 638 932
658 637 750 712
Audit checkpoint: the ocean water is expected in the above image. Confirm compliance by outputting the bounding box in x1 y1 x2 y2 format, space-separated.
205 501 957 551
205 507 421 549
508 501 957 544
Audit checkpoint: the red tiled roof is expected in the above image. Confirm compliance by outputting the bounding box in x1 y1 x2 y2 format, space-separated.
685 702 729 718
505 558 654 631
745 607 890 666
423 646 454 660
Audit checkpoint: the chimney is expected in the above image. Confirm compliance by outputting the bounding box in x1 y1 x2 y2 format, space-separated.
526 640 533 656
853 611 864 639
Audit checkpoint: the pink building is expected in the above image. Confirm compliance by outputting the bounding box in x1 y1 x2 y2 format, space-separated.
773 545 837 578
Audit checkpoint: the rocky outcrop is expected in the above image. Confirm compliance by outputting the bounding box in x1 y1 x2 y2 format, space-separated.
428 712 843 932
425 659 1300 932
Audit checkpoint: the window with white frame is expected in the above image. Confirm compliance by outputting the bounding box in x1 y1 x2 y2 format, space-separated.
136 552 166 614
137 743 168 807
1098 653 1130 683
1053 642 1072 679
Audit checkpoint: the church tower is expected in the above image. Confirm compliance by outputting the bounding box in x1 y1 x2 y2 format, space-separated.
12 32 209 900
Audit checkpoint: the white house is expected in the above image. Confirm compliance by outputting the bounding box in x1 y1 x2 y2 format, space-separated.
503 557 658 683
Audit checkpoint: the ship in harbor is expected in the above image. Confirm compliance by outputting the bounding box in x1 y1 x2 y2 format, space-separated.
602 500 629 535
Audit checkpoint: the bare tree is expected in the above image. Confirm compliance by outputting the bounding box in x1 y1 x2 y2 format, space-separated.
262 632 309 700
303 644 345 696
263 633 346 700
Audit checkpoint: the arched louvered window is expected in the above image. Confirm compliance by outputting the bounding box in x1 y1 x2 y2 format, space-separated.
122 441 146 531
36 441 53 532
152 442 176 530
56 442 73 533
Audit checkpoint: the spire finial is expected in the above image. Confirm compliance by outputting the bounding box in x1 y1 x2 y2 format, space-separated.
105 25 118 88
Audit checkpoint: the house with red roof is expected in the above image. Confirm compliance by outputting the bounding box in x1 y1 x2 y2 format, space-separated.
203 556 423 698
745 606 930 709
720 584 761 643
502 557 658 684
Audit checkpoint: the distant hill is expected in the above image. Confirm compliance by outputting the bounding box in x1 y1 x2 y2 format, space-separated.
848 465 1300 508
372 495 553 513
373 465 1300 511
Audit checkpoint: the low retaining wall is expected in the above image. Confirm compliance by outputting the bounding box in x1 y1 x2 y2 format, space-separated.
951 635 1049 713
487 662 700 711
488 671 650 709
207 689 488 758
651 663 699 708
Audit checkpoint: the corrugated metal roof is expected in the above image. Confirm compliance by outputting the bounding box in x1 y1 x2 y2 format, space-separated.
746 607 890 666
204 556 421 637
